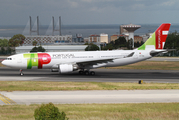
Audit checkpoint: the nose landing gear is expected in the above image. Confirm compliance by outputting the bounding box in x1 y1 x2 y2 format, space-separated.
90 71 95 75
19 69 24 76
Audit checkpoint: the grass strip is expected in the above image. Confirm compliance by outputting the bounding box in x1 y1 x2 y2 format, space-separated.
0 103 179 120
0 81 179 91
106 61 179 70
0 62 5 67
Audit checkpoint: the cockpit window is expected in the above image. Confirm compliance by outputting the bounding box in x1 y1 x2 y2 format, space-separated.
5 58 12 60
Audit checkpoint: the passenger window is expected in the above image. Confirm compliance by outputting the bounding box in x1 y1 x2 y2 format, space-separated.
6 58 12 60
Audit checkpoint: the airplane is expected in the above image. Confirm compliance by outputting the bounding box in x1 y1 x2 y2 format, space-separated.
2 23 171 76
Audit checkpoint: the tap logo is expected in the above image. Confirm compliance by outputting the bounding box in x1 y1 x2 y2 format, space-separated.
23 53 51 69
155 23 170 49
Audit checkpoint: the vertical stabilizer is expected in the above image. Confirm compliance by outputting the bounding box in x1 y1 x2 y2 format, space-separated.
138 23 171 50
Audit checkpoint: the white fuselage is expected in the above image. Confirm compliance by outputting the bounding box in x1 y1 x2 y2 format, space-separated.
2 49 152 70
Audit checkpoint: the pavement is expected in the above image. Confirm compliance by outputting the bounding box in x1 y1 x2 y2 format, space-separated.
0 90 179 105
0 68 179 83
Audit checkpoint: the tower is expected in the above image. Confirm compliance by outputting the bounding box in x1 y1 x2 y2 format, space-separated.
29 16 39 35
121 24 141 48
52 16 61 36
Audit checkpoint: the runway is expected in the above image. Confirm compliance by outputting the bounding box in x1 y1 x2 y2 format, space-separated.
0 90 179 105
1 67 179 105
0 67 179 83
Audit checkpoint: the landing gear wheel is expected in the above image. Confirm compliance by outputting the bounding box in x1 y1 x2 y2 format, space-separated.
84 71 89 75
19 69 24 76
90 71 95 75
79 70 95 75
79 71 84 75
20 73 24 76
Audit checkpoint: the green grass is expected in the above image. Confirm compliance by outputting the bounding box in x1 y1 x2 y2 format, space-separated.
0 62 5 67
0 81 179 91
107 61 179 70
0 103 179 120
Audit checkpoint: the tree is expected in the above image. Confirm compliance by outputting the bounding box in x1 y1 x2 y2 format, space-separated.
114 37 127 48
30 45 46 52
8 34 25 47
0 39 8 47
85 43 99 51
127 38 133 50
140 41 144 46
164 31 179 50
37 45 45 52
0 47 6 55
30 46 38 52
6 46 13 55
102 43 114 50
134 41 140 47
34 102 68 120
32 40 38 46
101 37 127 50
163 31 179 56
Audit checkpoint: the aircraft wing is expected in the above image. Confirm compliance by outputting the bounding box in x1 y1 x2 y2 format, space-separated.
76 52 135 65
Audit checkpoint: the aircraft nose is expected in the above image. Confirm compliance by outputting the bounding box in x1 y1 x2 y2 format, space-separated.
1 60 6 66
1 57 14 67
1 59 10 66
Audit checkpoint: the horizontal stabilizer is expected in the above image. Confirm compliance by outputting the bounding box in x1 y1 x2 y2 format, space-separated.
150 50 169 56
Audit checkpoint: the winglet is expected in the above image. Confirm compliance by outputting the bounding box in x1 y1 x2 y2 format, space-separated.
138 23 171 50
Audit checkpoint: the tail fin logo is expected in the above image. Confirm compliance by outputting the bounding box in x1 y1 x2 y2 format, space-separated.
157 30 161 49
155 23 171 49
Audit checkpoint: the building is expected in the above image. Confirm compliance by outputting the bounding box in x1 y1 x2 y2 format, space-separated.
84 34 108 43
23 35 72 45
72 34 84 43
72 37 84 43
134 35 143 43
15 45 88 54
84 37 89 43
120 24 141 48
100 34 108 43
141 33 153 42
89 34 100 43
120 26 128 35
110 35 129 42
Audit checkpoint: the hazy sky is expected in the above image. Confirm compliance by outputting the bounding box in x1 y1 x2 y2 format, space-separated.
0 0 179 25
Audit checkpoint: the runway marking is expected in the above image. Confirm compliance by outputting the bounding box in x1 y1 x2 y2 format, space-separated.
0 94 16 105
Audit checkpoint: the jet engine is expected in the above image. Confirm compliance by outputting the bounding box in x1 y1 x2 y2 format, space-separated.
59 64 78 73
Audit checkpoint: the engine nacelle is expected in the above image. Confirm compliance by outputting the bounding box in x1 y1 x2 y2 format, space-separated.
59 64 78 73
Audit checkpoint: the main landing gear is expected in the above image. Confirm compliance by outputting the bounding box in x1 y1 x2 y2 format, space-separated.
79 70 95 75
19 69 24 76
